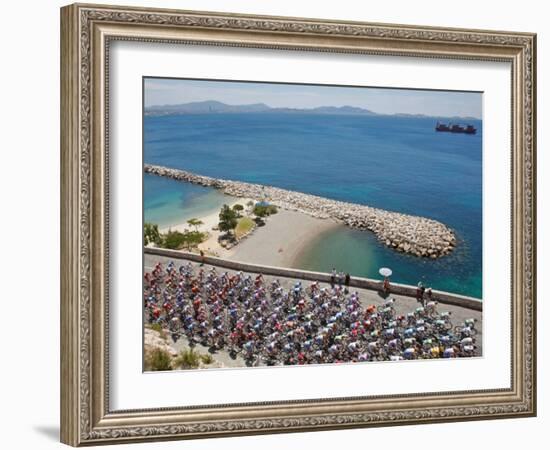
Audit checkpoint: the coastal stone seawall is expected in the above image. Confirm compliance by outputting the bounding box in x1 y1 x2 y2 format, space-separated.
145 164 456 258
144 247 482 311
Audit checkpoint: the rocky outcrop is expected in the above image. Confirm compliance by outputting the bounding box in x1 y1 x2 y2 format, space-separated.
144 327 178 357
145 164 456 258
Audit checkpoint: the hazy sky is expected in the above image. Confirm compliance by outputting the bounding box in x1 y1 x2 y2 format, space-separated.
144 78 482 119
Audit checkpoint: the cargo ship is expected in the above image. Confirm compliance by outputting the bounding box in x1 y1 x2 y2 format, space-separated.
435 122 477 134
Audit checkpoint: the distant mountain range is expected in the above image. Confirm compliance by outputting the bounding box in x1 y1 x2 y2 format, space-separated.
144 100 479 121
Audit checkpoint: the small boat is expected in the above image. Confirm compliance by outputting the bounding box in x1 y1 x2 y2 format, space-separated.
435 121 476 134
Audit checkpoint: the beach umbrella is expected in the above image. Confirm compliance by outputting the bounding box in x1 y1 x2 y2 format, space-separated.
379 267 392 277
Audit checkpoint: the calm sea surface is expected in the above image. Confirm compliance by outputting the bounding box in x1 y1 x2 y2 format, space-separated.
144 113 482 298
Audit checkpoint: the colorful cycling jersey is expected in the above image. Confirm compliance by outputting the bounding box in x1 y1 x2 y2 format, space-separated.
443 348 455 357
145 260 479 367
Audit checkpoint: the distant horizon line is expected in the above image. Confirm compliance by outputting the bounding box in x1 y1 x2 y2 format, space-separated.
144 99 482 120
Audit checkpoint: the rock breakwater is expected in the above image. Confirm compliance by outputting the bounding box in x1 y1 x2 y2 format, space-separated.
145 164 456 258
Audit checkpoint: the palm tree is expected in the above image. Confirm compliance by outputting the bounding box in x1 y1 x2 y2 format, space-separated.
187 218 203 232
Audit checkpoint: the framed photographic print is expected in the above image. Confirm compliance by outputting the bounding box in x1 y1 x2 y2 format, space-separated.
60 3 537 446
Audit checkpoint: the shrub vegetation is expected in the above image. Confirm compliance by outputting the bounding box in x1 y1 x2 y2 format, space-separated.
144 223 206 250
253 203 278 217
160 229 206 250
162 229 187 250
173 348 201 369
144 348 172 371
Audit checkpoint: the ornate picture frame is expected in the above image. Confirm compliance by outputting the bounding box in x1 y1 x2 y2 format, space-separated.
60 3 536 446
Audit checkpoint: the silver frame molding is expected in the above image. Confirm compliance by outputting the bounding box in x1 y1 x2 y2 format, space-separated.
60 3 536 446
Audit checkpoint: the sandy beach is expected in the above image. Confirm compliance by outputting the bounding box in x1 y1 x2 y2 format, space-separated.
159 197 254 256
226 209 339 268
158 196 338 267
158 197 253 235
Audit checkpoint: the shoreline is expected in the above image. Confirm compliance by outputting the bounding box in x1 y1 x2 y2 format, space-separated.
145 164 457 259
158 196 255 258
227 209 339 268
290 222 344 268
158 196 250 235
160 200 339 266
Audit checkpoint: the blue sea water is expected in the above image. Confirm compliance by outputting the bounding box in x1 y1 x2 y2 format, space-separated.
144 174 232 229
144 113 482 298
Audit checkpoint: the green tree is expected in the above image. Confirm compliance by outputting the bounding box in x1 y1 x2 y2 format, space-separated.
183 230 205 250
232 204 244 217
218 204 238 235
187 218 203 232
144 223 161 246
162 229 187 249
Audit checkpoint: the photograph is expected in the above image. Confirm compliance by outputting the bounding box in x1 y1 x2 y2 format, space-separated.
56 2 537 445
142 78 483 371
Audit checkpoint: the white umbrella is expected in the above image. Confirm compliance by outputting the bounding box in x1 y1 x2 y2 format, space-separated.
379 267 392 277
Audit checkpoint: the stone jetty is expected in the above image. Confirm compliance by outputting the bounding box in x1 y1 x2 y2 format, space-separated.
145 164 456 258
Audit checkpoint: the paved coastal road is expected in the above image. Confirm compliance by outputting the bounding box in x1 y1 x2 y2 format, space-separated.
144 254 483 366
